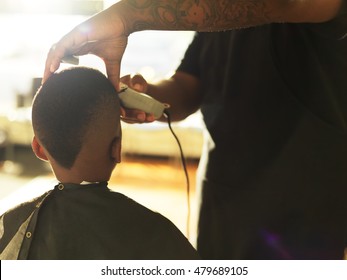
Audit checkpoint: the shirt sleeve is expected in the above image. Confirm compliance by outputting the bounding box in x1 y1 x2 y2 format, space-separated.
176 32 203 78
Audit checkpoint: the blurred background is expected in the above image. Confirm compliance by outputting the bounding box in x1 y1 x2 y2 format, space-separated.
0 0 203 242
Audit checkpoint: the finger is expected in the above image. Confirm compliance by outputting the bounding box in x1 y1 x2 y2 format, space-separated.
120 116 144 124
120 74 131 86
43 44 61 83
94 36 128 91
120 114 155 124
43 28 90 83
105 62 121 92
121 108 156 122
130 74 148 93
120 108 146 123
120 108 139 123
42 66 53 84
125 109 146 122
145 114 155 122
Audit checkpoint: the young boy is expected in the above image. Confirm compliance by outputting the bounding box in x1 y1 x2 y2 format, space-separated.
0 67 199 260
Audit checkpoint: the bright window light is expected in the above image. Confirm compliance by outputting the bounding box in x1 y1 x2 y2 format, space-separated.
0 0 103 15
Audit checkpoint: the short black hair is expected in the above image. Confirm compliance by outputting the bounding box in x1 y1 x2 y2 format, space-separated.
32 67 119 169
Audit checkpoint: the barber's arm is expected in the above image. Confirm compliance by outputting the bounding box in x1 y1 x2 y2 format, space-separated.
44 0 344 89
119 0 344 31
121 71 202 123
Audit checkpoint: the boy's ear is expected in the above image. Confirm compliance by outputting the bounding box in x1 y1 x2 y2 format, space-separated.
31 136 49 161
111 137 122 163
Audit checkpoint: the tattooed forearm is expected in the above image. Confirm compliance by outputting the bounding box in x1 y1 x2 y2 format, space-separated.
122 0 275 33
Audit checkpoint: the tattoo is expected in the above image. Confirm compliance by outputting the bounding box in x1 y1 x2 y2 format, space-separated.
126 0 272 32
218 0 271 28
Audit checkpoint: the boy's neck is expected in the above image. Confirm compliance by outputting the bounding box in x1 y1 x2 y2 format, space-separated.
53 167 111 185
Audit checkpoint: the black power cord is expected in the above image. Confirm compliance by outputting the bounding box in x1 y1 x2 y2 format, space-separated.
163 109 191 238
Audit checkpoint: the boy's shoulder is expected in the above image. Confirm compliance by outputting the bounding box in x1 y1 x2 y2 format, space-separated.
0 191 51 259
0 190 51 223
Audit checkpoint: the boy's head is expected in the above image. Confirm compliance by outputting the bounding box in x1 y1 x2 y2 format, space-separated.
31 67 121 183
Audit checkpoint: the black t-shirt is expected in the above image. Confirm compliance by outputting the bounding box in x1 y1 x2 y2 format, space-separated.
178 19 347 185
177 10 347 259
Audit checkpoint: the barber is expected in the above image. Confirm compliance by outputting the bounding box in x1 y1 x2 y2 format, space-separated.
44 0 347 259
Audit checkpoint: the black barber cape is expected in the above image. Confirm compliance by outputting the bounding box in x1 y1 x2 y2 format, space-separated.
0 182 199 259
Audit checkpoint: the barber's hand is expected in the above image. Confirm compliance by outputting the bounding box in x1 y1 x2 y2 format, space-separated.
120 74 156 123
43 4 128 91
